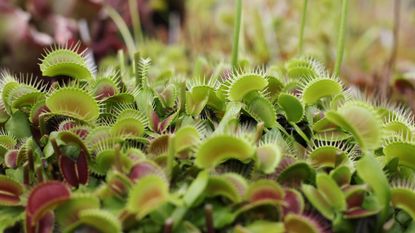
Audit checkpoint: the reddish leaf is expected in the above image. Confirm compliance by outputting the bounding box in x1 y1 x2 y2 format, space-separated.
37 211 55 233
129 160 165 182
59 155 79 187
0 175 24 206
108 172 132 198
282 188 304 216
159 111 178 133
74 128 89 139
4 149 18 168
344 208 380 219
26 211 55 233
150 111 160 132
346 190 365 208
250 189 283 202
30 104 49 126
26 181 70 224
58 120 76 131
77 151 89 185
246 180 284 204
59 151 89 187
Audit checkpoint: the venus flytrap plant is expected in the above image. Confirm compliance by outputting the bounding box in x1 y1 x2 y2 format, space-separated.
40 42 96 80
381 105 415 137
306 137 356 170
54 193 101 231
194 133 255 169
390 179 415 220
25 181 71 233
255 130 283 174
0 175 24 206
75 209 122 233
224 69 268 103
284 57 326 80
382 132 415 179
284 212 331 233
325 100 383 151
204 173 247 204
234 220 285 233
298 75 343 106
126 175 170 220
357 154 391 229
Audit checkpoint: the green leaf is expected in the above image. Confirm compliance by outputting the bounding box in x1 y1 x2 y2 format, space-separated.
302 184 335 220
175 126 201 153
183 170 209 207
205 174 243 203
356 154 390 222
55 194 100 229
243 92 276 128
0 206 24 232
278 93 304 123
234 221 285 233
326 101 382 150
300 77 343 105
127 175 170 219
39 43 95 80
5 111 31 139
316 173 346 211
227 74 268 102
46 87 100 122
284 213 323 233
195 134 255 169
77 209 122 233
391 187 415 219
255 144 282 174
384 141 415 170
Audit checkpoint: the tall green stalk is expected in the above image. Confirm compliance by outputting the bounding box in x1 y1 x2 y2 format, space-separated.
106 5 136 62
128 0 144 45
334 0 349 76
231 0 243 70
299 0 308 55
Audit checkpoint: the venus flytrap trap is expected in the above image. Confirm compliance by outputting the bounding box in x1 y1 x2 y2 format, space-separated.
40 42 96 80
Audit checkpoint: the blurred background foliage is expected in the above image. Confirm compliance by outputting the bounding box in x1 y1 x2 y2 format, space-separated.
1 0 415 103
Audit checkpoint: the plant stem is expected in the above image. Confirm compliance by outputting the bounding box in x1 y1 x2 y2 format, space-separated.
389 0 401 72
167 135 176 180
204 204 215 233
106 5 136 61
231 0 243 71
255 122 265 143
36 167 44 183
299 0 308 55
289 122 311 146
23 164 30 186
171 207 187 230
128 0 144 45
274 123 294 141
28 149 34 172
334 0 349 77
134 51 141 87
383 0 401 97
118 50 127 77
114 144 122 172
163 218 173 233
50 137 62 157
